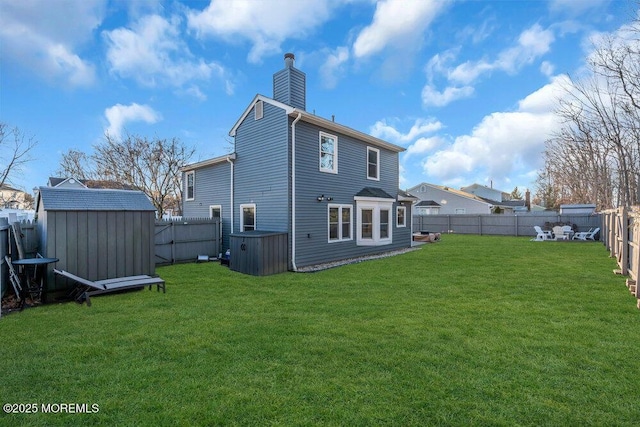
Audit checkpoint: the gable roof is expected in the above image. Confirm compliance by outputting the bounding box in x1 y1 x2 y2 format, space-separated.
408 182 493 206
355 187 395 199
48 176 87 188
416 200 441 207
37 187 156 212
229 94 405 154
181 153 237 172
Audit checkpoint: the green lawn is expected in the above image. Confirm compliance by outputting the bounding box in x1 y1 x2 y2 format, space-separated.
1 235 639 426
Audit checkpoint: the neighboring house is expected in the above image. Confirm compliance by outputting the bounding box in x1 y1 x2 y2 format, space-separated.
48 177 88 189
48 176 135 190
409 183 494 215
461 183 507 202
461 182 528 213
182 53 415 270
0 184 31 209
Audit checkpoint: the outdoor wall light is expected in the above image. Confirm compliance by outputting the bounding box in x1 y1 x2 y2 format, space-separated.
317 195 334 202
317 195 325 202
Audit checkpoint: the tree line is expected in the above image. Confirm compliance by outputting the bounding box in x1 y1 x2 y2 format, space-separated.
537 7 640 210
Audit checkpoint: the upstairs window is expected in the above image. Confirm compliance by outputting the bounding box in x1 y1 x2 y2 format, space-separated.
319 132 337 174
367 147 380 180
185 171 195 201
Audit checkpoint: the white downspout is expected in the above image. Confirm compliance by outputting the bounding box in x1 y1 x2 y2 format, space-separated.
227 155 234 234
291 112 302 271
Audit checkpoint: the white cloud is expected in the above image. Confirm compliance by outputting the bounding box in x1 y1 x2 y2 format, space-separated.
105 103 162 138
540 60 555 77
421 84 475 107
319 46 350 89
104 14 233 96
419 78 566 189
370 117 443 144
0 0 105 86
353 0 449 58
448 24 555 85
406 136 445 157
187 0 333 63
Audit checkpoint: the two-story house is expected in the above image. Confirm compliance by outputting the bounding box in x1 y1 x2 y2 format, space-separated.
182 53 414 270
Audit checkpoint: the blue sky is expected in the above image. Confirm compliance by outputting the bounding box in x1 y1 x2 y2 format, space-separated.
0 0 634 196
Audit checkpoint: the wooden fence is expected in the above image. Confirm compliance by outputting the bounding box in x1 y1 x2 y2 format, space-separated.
413 213 601 237
2 218 220 268
601 206 640 308
154 218 221 265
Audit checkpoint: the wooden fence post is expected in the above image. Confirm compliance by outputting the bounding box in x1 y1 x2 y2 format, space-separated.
620 207 628 276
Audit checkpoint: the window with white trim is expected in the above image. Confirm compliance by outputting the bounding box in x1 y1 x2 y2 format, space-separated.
328 204 352 242
210 205 222 219
185 171 195 201
455 208 466 214
319 132 337 173
367 147 380 181
356 200 393 246
240 204 256 231
255 100 263 120
396 206 406 227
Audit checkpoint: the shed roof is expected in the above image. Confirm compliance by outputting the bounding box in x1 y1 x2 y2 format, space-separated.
38 187 156 212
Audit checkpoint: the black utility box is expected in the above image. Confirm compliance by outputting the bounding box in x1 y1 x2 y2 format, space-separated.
229 231 288 276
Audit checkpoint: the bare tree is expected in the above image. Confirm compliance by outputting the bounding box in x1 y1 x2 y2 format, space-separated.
94 133 195 217
538 7 640 209
57 149 96 180
0 123 38 189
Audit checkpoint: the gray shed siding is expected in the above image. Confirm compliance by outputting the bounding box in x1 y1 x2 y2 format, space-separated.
182 162 232 252
292 119 411 268
36 188 157 293
233 101 291 234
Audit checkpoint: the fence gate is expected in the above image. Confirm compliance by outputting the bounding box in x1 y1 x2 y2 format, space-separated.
155 219 221 265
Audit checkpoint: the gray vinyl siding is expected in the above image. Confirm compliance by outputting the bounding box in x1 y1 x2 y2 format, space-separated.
293 119 410 268
233 101 290 234
273 67 306 110
182 162 232 252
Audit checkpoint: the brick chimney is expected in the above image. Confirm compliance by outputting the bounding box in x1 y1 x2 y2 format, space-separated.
273 53 306 110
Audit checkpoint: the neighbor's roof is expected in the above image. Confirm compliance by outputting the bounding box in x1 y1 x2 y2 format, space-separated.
416 200 441 207
37 187 155 212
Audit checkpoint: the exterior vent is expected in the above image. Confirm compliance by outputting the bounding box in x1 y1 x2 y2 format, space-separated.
255 100 263 120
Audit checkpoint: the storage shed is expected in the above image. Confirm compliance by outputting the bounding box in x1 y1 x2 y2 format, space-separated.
36 187 157 295
230 231 288 276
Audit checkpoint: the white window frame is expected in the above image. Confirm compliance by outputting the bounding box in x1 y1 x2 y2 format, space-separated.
396 205 406 227
455 208 466 214
319 132 338 174
366 147 380 181
240 203 256 232
255 100 263 120
328 204 352 243
209 205 222 219
185 171 195 201
355 198 394 246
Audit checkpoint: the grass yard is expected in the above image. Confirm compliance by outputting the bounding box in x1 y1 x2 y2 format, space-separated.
1 234 640 426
